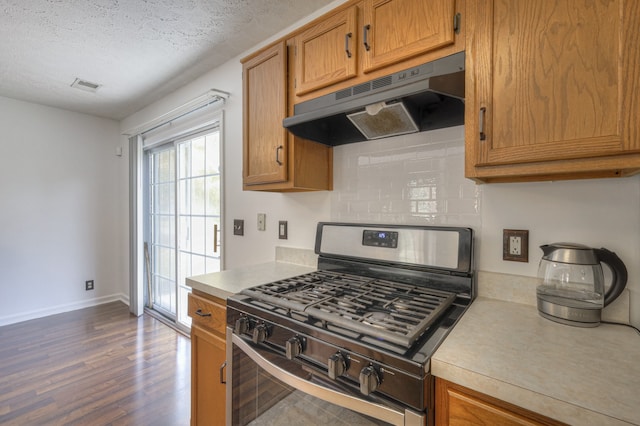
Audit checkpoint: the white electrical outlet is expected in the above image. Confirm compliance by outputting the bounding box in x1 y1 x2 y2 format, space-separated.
257 213 266 231
509 236 522 255
503 229 529 262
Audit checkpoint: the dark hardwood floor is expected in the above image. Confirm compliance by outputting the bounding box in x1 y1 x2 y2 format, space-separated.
0 302 190 425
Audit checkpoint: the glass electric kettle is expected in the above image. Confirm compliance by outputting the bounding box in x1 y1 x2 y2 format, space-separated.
536 243 627 327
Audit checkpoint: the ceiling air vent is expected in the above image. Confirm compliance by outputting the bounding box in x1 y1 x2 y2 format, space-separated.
71 78 101 93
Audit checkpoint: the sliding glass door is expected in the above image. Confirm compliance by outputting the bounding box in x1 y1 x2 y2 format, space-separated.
146 127 222 329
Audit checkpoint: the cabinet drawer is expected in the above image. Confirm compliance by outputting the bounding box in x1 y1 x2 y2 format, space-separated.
188 293 227 336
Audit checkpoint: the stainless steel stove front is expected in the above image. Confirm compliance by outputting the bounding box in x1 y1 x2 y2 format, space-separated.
225 223 474 426
226 327 428 426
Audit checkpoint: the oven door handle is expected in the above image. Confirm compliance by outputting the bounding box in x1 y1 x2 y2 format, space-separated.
231 334 422 426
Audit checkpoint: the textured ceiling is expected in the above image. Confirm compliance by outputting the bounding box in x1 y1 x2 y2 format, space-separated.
0 0 334 120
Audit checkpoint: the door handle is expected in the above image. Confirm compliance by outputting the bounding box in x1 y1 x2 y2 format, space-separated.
213 223 218 253
220 361 227 384
275 145 284 166
195 309 212 317
363 25 371 51
345 32 352 58
479 107 487 141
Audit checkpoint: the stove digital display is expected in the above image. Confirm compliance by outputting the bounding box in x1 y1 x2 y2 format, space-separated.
362 229 398 248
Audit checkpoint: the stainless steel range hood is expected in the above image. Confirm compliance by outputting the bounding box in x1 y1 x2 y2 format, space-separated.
283 52 465 146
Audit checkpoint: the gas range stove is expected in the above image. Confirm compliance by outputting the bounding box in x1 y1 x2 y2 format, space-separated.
226 223 474 422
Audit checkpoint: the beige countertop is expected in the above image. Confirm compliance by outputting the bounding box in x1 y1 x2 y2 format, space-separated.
432 296 640 425
186 261 316 300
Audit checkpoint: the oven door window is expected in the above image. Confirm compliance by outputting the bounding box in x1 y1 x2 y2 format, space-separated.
230 340 408 426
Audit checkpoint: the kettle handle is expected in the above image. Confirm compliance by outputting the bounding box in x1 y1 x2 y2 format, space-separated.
594 248 628 306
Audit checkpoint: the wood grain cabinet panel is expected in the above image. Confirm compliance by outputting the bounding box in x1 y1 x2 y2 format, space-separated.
188 291 227 426
242 41 333 192
465 0 640 182
188 292 227 336
242 42 288 186
292 0 461 102
435 378 566 426
362 0 456 73
294 5 358 95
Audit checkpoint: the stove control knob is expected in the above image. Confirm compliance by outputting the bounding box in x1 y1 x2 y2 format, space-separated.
285 336 303 360
359 365 380 396
234 317 249 335
252 324 268 344
328 352 347 380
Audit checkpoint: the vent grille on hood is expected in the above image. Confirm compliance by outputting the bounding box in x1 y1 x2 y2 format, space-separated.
283 52 465 146
347 102 418 140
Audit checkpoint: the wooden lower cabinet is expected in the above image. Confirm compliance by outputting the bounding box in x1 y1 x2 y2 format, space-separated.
188 291 227 426
435 378 565 426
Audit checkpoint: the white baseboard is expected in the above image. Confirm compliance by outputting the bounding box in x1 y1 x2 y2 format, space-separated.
0 293 130 327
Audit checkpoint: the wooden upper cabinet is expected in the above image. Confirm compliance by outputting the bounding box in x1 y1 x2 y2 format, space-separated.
294 5 358 96
290 0 463 103
243 42 288 186
466 0 640 182
242 41 333 192
362 0 457 73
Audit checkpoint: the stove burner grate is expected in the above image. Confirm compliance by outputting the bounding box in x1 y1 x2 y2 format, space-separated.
242 271 456 348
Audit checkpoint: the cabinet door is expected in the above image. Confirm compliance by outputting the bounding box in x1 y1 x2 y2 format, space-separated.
466 0 640 180
435 378 566 426
191 325 226 426
294 5 358 95
243 42 288 185
362 0 456 73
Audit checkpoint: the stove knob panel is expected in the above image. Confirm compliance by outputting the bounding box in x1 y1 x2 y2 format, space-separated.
327 352 347 380
252 323 268 344
234 316 249 335
359 365 380 396
285 336 303 360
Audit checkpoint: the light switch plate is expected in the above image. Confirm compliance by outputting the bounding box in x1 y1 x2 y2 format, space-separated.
233 219 244 236
257 213 266 231
279 221 288 239
503 229 529 262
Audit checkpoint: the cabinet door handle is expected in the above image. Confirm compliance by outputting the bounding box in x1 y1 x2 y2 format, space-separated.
195 309 211 317
363 25 371 51
479 107 487 141
220 361 227 384
345 32 353 58
276 145 284 166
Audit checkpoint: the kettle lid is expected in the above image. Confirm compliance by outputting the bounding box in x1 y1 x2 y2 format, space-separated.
540 243 599 265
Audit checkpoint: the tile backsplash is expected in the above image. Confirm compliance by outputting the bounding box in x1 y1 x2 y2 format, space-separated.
331 125 481 228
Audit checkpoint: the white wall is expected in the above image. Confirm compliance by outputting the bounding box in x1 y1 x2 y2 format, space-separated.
0 96 123 325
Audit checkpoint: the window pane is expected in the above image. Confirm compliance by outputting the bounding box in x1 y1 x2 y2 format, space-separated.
191 136 206 177
179 251 191 287
158 149 174 183
191 254 206 277
205 132 220 174
191 217 205 255
178 216 190 252
158 247 174 278
191 177 205 216
205 257 220 274
158 182 174 214
178 179 190 216
179 141 190 179
206 175 221 216
159 215 174 247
